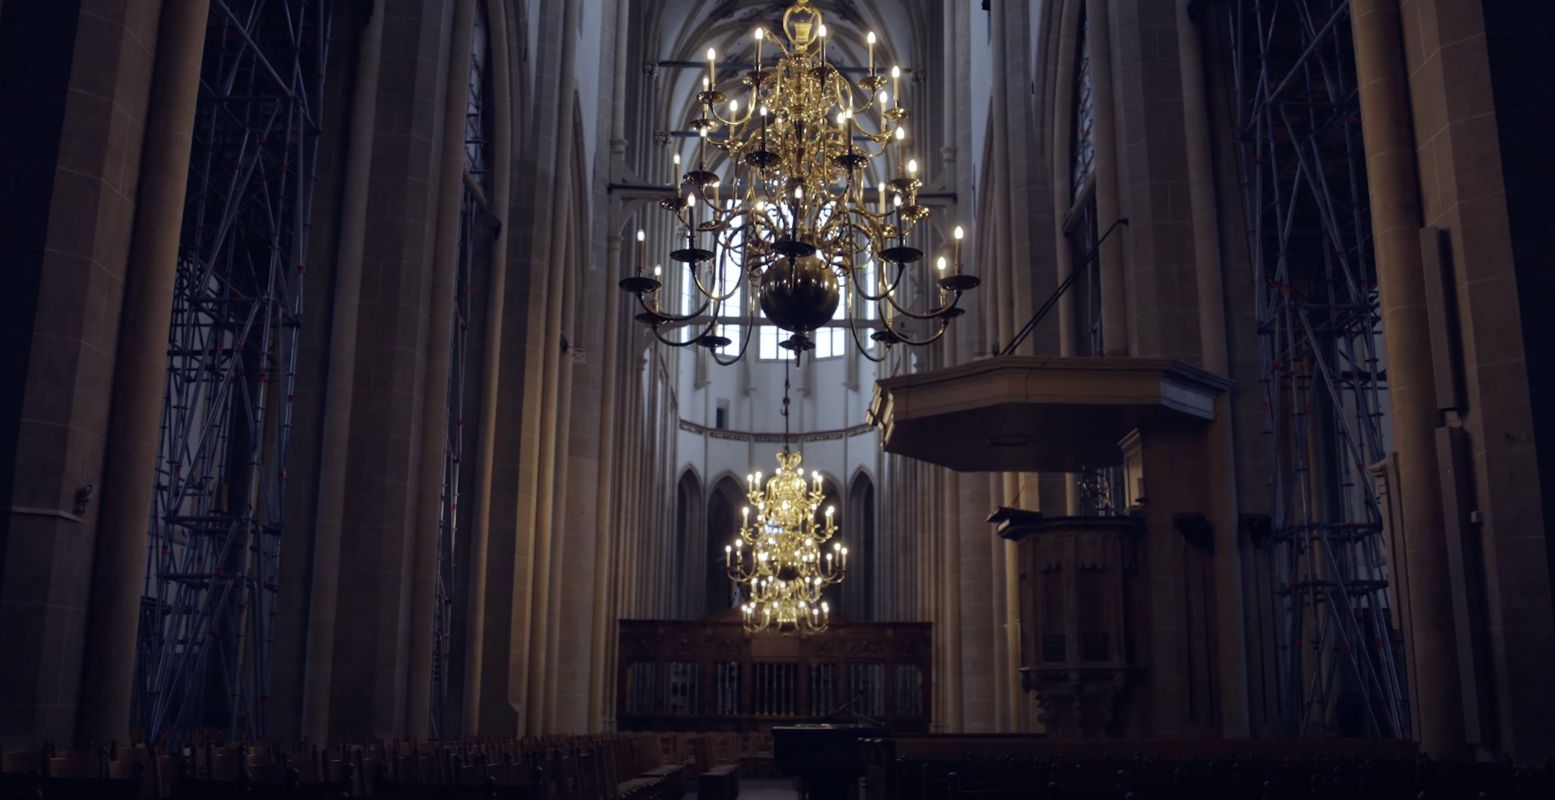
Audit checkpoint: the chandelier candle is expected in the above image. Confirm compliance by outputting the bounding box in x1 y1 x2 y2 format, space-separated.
619 0 978 363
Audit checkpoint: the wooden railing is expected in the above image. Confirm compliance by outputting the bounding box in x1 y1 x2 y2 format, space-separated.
617 616 932 733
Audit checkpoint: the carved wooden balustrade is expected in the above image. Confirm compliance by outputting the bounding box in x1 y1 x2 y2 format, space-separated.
617 614 932 733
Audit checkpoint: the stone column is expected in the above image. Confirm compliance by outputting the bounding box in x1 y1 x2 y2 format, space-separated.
1050 0 1082 361
462 0 514 736
1177 0 1250 736
77 0 207 746
405 0 476 739
511 0 575 734
587 233 625 731
1085 0 1127 356
299 0 384 742
1351 0 1464 756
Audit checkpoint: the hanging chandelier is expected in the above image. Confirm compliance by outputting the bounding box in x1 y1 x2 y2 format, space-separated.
723 370 848 634
725 449 847 634
620 0 978 364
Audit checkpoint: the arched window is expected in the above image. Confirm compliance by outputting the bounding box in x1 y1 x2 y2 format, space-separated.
1070 7 1095 200
674 470 704 619
705 476 746 617
1066 6 1102 356
845 473 876 621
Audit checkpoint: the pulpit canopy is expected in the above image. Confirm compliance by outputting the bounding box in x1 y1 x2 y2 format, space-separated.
869 357 1230 472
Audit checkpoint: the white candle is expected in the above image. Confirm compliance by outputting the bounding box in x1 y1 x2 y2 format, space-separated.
866 31 876 75
707 47 717 87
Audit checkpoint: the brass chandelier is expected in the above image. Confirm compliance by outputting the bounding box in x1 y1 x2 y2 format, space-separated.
724 373 848 634
620 0 978 363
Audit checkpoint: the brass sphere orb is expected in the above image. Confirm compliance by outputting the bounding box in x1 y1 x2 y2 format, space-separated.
759 255 839 333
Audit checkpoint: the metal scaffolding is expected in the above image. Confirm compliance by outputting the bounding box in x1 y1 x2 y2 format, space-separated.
135 0 332 742
1214 0 1408 738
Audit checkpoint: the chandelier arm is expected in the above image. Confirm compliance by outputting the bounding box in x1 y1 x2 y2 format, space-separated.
708 300 759 367
840 311 889 364
851 262 923 305
882 285 958 320
880 313 952 347
637 288 714 325
685 256 745 303
647 317 718 348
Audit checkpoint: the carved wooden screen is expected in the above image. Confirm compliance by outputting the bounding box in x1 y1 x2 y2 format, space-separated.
617 616 931 733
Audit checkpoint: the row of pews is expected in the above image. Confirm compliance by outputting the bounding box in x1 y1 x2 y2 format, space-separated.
861 737 1555 800
0 734 691 799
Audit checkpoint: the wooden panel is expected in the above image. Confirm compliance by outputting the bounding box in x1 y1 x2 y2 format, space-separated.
617 617 932 733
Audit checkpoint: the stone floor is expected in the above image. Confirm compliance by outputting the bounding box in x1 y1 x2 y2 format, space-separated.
688 778 802 798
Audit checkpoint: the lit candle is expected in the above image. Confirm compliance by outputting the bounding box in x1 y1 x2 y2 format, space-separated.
891 65 901 107
878 180 886 214
907 158 918 179
953 225 965 270
754 27 764 70
936 256 947 272
866 31 876 76
895 125 906 166
818 23 827 60
725 544 732 566
636 229 645 275
707 47 717 87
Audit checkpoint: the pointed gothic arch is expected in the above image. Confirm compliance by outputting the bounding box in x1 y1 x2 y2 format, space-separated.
674 468 705 619
705 474 746 618
845 470 877 621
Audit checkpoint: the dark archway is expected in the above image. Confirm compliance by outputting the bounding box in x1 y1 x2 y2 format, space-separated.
674 469 704 619
845 472 876 621
705 476 745 618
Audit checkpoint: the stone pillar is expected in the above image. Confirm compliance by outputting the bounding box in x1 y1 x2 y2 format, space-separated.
1084 0 1127 355
406 0 476 739
462 0 514 737
943 471 965 731
0 0 164 748
1050 0 1082 361
587 233 625 731
1176 0 1250 737
78 0 207 746
294 1 383 742
958 471 994 731
1351 0 1464 756
325 0 454 739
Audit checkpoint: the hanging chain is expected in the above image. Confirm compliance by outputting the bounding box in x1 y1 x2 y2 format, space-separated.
782 359 792 450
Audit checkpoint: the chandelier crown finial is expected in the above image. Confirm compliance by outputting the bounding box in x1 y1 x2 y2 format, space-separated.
626 0 977 363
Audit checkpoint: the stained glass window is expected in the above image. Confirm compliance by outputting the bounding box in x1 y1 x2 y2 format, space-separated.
1070 9 1095 200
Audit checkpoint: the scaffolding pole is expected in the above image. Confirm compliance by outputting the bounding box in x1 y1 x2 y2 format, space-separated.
1214 0 1408 738
134 0 332 743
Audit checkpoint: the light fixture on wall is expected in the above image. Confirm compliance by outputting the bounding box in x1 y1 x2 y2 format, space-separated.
620 0 977 364
724 369 848 634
